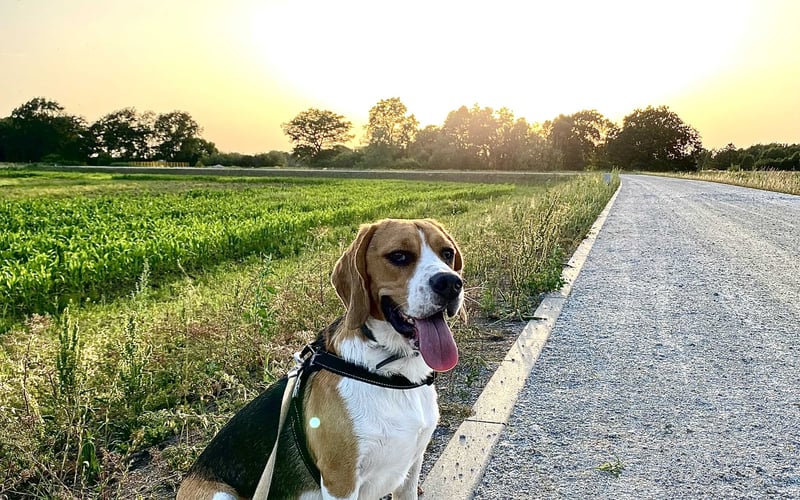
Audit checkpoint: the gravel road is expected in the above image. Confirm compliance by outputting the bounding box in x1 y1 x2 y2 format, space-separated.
474 174 800 499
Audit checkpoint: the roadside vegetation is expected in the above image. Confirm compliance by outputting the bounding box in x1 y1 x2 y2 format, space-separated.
668 170 800 196
0 169 618 497
675 142 800 195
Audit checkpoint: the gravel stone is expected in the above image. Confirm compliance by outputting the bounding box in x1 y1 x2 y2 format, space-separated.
474 175 800 499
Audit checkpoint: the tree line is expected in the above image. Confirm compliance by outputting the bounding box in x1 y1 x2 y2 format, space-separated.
1 96 797 171
697 142 800 171
0 98 287 168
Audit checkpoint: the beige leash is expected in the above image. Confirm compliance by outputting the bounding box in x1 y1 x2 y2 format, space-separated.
252 357 303 500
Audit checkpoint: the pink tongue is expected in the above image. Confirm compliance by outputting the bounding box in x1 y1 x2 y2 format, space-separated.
415 312 459 372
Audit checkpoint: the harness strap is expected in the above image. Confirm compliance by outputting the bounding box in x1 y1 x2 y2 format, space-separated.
375 353 406 370
307 347 435 389
289 368 322 485
252 372 299 500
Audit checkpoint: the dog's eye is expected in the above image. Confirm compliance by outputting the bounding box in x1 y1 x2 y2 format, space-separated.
441 248 455 263
387 251 414 267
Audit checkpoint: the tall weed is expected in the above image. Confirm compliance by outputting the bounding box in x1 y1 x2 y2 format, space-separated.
458 174 617 318
118 315 152 415
671 170 800 195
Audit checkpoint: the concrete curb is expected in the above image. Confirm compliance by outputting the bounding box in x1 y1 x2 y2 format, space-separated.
421 181 623 499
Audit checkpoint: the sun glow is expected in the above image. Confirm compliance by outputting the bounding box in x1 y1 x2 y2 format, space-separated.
244 0 753 132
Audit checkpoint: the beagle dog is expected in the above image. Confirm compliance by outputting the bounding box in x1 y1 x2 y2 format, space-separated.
178 218 464 500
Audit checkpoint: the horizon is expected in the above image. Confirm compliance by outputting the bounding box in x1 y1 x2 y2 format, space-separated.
1 0 798 154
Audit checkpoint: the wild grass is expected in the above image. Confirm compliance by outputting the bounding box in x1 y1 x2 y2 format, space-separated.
596 456 625 478
0 171 618 497
451 173 617 318
669 170 800 195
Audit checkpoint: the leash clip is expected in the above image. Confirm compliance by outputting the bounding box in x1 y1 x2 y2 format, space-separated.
287 352 303 379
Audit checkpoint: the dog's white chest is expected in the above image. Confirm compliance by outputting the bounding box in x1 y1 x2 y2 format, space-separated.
338 378 438 495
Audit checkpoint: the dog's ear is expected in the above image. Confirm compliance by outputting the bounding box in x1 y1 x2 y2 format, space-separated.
426 219 463 273
332 223 378 330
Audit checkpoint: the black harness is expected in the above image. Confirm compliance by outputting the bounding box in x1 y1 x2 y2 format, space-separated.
287 330 435 485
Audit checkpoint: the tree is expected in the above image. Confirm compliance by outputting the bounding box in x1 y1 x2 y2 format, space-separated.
365 97 419 151
0 117 10 162
493 109 528 170
90 108 154 161
408 125 446 166
282 108 353 162
544 114 580 169
710 143 740 170
493 109 553 171
4 97 90 162
439 105 499 168
179 137 218 165
606 105 702 171
543 110 615 170
152 111 203 162
740 153 755 171
202 150 288 167
410 105 559 171
571 110 616 168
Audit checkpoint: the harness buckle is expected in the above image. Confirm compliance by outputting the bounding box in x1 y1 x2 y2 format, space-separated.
289 344 316 399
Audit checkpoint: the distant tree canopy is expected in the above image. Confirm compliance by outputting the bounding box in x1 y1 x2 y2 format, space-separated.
544 110 616 170
152 111 207 163
0 98 219 165
408 105 558 171
3 98 90 163
202 150 288 168
699 142 800 171
365 97 419 152
278 101 616 171
91 108 154 161
281 108 353 162
606 105 702 171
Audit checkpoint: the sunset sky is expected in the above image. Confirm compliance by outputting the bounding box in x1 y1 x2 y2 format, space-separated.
1 0 798 154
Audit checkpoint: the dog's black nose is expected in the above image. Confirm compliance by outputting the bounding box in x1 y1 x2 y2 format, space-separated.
430 272 463 300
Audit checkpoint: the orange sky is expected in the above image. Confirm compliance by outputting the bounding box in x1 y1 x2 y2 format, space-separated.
1 0 798 154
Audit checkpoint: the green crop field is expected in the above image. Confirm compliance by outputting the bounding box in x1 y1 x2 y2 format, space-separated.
0 168 618 497
0 170 511 329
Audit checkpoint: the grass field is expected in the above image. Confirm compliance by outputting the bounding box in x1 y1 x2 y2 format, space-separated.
0 168 618 497
667 170 800 195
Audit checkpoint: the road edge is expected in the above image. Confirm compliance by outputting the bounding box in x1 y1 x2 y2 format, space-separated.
421 180 623 499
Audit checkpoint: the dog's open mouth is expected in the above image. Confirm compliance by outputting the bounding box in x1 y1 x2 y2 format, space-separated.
381 296 459 372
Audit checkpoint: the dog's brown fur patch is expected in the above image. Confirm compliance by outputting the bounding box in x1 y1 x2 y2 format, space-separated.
304 370 358 498
176 476 242 500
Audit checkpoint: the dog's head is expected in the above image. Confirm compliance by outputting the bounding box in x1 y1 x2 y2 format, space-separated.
331 218 463 372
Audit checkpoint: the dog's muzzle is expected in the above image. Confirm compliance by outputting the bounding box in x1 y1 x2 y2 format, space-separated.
379 271 463 372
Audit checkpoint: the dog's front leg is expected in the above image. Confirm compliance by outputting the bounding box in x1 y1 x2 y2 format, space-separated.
320 477 359 500
391 455 423 500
